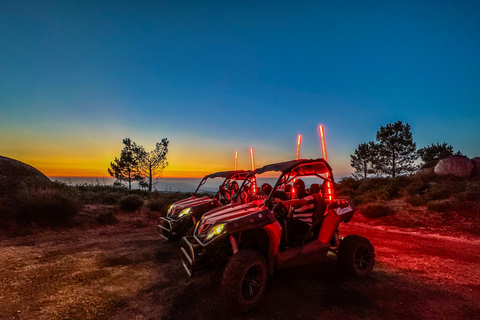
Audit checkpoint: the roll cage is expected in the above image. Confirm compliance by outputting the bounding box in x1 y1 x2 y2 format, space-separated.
237 158 334 206
193 170 251 198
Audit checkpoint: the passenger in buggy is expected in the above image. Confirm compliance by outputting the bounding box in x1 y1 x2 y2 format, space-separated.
274 179 326 248
217 186 231 205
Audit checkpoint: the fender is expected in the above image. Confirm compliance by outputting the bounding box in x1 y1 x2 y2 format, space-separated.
318 199 355 244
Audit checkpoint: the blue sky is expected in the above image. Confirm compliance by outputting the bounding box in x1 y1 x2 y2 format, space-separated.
1 0 479 178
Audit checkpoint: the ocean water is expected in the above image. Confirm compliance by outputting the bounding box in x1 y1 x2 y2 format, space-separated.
50 176 322 193
51 177 206 193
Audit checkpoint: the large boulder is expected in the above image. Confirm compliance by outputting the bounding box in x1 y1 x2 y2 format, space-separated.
416 160 439 175
471 157 480 177
0 156 52 194
434 155 473 178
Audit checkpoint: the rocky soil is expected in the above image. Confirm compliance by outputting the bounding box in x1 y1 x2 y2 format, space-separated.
1 212 479 320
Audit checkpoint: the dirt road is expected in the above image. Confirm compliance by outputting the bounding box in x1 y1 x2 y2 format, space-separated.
1 217 479 320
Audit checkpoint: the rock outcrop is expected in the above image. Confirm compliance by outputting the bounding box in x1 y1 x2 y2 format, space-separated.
434 155 474 178
416 160 439 175
0 156 52 194
471 157 480 177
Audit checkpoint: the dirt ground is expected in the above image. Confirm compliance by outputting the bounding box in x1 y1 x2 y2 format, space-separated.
1 213 479 320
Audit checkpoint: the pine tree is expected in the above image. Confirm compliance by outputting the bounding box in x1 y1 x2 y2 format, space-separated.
374 121 418 177
417 143 461 163
350 141 377 179
108 138 143 189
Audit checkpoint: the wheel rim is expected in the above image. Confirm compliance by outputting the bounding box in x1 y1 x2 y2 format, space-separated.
354 245 372 271
241 264 264 301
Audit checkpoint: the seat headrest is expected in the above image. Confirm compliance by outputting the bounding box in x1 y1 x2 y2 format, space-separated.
309 183 321 194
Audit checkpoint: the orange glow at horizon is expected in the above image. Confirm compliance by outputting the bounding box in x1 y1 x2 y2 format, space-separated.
296 134 302 160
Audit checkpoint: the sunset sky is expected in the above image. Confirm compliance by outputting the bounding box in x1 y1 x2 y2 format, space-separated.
1 0 479 178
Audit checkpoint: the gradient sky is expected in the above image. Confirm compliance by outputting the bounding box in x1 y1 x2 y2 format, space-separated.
1 0 479 178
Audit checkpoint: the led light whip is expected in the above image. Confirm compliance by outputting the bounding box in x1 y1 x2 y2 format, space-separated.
234 151 238 170
296 134 302 160
250 148 255 170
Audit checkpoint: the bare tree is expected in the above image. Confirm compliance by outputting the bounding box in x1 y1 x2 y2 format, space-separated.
137 138 169 192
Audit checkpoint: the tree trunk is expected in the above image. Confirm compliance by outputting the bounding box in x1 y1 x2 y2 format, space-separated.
392 152 396 178
363 161 367 179
148 166 153 192
127 168 132 190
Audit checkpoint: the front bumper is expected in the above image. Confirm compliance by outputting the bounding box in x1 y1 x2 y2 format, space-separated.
180 236 203 277
157 216 184 240
180 233 228 277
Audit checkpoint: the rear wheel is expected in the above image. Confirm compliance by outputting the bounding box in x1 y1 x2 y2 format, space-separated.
337 235 375 277
221 249 268 313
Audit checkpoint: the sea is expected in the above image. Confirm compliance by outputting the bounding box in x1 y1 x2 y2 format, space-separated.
50 176 330 194
50 177 212 193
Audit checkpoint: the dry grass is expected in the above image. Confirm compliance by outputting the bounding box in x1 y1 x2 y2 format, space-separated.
0 212 168 319
2 207 480 320
338 175 480 235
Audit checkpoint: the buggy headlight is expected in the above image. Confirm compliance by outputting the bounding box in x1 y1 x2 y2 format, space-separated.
206 223 226 240
167 204 174 215
178 208 191 218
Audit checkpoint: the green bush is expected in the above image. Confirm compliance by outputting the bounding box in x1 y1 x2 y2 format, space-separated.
361 204 396 218
120 195 144 211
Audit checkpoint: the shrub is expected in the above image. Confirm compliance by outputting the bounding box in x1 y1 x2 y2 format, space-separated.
426 200 452 213
377 184 400 200
336 177 361 198
95 208 119 225
404 179 429 197
425 187 452 201
406 195 426 207
15 187 82 227
353 191 377 205
147 198 169 213
120 195 144 211
361 204 396 218
101 192 120 205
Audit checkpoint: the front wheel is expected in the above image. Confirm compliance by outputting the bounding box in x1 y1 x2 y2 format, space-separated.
221 249 268 313
337 235 375 278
